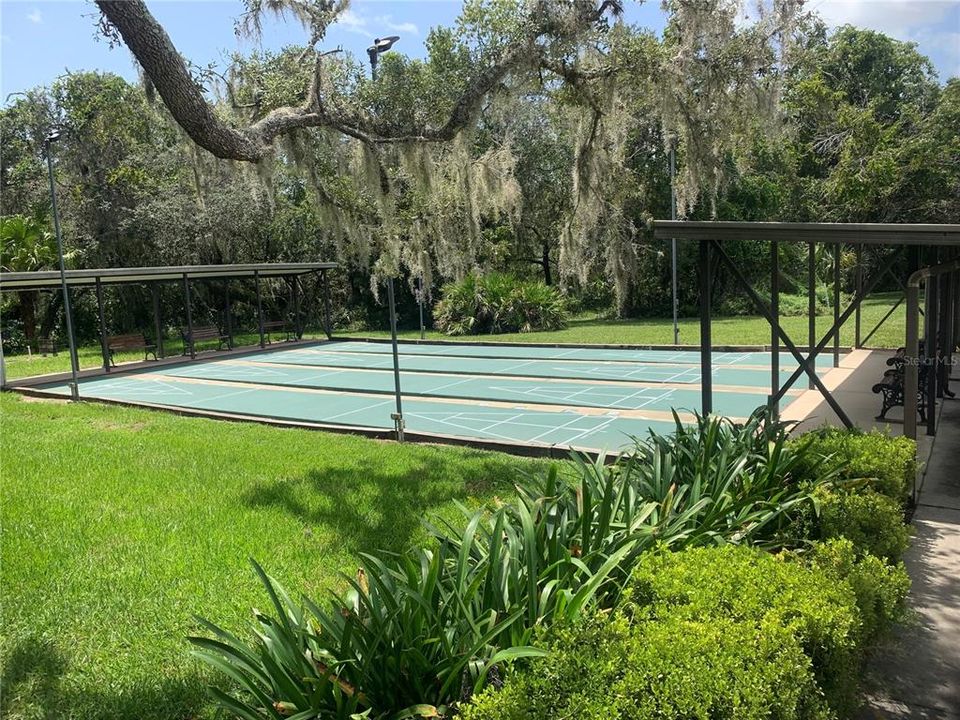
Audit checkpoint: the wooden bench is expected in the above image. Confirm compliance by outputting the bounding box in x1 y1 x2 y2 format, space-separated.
107 333 157 365
38 337 57 356
873 346 928 421
262 319 294 343
181 326 230 355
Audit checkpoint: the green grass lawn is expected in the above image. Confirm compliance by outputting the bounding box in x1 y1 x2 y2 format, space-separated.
345 291 907 349
0 393 545 720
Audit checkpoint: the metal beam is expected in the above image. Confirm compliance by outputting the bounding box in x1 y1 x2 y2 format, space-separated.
770 240 780 416
773 247 904 405
224 280 233 348
386 278 405 441
808 241 816 390
698 239 713 415
322 269 332 340
860 293 904 347
652 220 960 246
292 276 301 339
255 270 265 349
95 278 110 371
183 273 195 360
711 241 854 428
855 244 863 348
833 242 841 368
152 282 164 358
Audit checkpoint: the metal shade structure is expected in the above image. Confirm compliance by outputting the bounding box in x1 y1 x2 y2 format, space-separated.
651 221 960 457
0 262 339 384
0 262 336 291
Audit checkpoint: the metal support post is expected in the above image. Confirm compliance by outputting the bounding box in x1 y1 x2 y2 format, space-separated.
698 239 712 415
770 240 780 416
926 272 938 436
833 242 841 367
152 283 164 358
808 241 816 389
255 270 265 348
322 269 332 340
292 276 301 339
854 244 863 348
96 278 110 371
387 278 405 441
224 281 233 348
183 273 195 360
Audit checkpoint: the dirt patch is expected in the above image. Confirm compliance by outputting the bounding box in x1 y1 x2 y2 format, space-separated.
15 393 71 405
89 419 151 432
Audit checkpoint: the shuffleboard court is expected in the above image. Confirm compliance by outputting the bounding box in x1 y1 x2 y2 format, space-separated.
35 339 837 453
319 340 842 370
235 346 815 388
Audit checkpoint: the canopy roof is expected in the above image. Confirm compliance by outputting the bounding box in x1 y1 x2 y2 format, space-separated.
652 221 960 246
0 262 337 292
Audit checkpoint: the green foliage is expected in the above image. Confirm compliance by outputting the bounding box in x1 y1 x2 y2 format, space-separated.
461 611 825 720
809 539 910 643
192 408 838 718
816 487 911 562
794 428 916 502
467 536 911 720
434 272 568 335
629 545 862 714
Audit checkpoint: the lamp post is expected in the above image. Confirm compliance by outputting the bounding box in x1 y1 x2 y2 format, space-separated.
366 35 400 80
368 33 405 438
669 144 679 346
44 130 81 400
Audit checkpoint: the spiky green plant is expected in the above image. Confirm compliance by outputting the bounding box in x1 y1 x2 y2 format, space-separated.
191 409 840 719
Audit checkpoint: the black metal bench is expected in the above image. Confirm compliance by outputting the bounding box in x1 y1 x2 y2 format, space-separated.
38 337 57 356
262 319 294 343
181 326 230 355
107 333 157 365
874 346 928 421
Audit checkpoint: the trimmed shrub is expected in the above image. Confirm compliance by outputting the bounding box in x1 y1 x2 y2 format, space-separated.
461 612 827 720
818 487 911 562
794 428 915 502
628 545 862 715
809 539 910 644
433 272 568 335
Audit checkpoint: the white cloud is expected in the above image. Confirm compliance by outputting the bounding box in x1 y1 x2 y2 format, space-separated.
333 8 419 39
811 0 960 79
26 9 42 24
379 15 420 36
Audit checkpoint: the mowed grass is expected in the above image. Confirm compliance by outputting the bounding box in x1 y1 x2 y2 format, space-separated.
0 393 545 720
343 292 908 349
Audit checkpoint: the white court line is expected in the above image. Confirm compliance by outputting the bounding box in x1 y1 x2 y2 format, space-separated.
407 412 526 443
324 398 395 423
527 412 596 443
554 415 620 446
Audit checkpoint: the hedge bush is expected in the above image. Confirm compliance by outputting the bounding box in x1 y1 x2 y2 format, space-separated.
809 539 910 643
794 428 915 502
433 272 568 335
461 612 827 720
817 488 911 562
628 545 862 715
467 543 910 719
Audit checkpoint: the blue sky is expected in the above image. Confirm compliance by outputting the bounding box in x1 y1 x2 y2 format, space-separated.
1 0 958 103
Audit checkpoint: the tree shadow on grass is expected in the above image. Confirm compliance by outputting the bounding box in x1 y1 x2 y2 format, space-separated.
243 449 538 557
1 634 213 720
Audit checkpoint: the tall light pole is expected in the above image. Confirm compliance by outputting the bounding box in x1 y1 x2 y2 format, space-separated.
669 144 679 346
367 35 400 80
45 130 81 400
368 33 404 437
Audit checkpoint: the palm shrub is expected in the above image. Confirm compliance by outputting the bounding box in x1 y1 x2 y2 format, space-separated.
433 272 567 335
191 409 840 719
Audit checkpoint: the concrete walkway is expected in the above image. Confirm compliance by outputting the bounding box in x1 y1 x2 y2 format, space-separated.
861 397 960 719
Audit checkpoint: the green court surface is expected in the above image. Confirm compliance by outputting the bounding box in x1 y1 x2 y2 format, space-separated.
35 340 832 453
